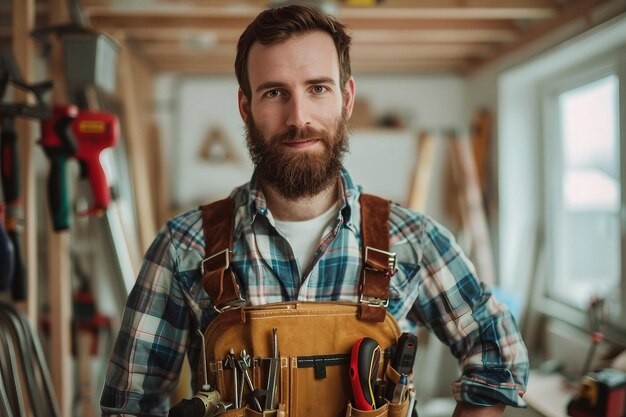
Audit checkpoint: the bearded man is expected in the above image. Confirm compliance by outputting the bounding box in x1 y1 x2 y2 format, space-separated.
101 5 528 417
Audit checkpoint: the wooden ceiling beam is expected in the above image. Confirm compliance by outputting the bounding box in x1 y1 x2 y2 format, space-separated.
136 41 497 59
81 0 557 9
468 0 623 73
150 59 470 75
89 14 521 31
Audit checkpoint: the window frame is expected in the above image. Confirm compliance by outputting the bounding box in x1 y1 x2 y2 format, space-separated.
539 50 626 339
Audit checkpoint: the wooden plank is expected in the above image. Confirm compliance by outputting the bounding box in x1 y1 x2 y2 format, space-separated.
448 131 496 286
407 132 436 211
116 40 158 253
44 1 73 416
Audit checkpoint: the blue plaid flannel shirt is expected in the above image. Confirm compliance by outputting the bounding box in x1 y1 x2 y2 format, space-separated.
101 169 529 416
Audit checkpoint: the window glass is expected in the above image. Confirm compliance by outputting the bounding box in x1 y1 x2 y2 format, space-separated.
550 75 620 308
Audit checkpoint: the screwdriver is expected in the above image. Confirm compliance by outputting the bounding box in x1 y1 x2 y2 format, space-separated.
349 337 381 411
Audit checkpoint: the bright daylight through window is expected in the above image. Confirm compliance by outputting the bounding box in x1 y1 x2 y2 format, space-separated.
551 75 620 311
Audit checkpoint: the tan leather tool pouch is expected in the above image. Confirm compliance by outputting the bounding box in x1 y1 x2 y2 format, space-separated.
344 395 410 417
199 301 402 417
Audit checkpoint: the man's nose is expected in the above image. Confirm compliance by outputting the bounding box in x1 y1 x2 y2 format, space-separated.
285 93 310 129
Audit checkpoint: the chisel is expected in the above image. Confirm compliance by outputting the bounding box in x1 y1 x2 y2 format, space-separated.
265 328 279 409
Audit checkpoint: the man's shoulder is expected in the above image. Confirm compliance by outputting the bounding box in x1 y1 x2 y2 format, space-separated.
163 207 204 242
387 200 427 224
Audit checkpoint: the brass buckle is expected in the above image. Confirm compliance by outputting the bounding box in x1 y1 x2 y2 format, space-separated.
201 248 230 275
364 246 397 273
213 295 245 314
358 292 389 308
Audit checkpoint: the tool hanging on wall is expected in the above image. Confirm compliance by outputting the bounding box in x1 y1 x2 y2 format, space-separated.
0 203 15 291
40 104 119 230
0 301 61 417
0 46 52 300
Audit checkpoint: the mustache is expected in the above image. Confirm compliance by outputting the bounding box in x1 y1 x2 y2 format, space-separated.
273 126 328 143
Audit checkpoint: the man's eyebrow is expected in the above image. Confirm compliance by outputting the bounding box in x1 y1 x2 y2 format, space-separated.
306 77 336 86
255 81 287 93
255 77 337 93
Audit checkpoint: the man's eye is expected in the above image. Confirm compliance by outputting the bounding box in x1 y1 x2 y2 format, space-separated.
266 90 281 98
312 86 327 94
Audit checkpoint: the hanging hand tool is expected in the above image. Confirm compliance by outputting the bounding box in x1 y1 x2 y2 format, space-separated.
350 337 381 411
39 105 78 231
1 117 27 300
0 46 52 301
71 110 118 216
385 332 418 402
0 204 14 291
265 328 279 410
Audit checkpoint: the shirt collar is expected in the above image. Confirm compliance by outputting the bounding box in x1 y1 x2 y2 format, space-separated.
238 168 361 226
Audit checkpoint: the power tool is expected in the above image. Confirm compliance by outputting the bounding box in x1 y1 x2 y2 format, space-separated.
567 368 626 417
385 332 418 402
39 107 118 226
71 109 118 217
39 104 79 230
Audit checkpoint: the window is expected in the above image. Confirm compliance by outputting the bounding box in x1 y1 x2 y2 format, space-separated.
543 58 624 328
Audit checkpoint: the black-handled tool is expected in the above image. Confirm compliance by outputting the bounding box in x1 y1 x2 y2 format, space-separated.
385 332 418 402
168 329 232 416
350 337 381 411
265 327 279 409
0 204 14 291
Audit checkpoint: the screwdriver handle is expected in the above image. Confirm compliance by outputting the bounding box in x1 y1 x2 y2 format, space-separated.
350 337 380 411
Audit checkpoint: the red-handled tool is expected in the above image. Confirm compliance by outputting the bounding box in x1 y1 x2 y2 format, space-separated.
71 110 118 216
350 337 381 411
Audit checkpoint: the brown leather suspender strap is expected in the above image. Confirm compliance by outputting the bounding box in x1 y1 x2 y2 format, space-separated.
199 198 244 312
199 193 396 321
358 194 397 322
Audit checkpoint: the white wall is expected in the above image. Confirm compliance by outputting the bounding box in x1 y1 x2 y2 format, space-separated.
155 73 467 225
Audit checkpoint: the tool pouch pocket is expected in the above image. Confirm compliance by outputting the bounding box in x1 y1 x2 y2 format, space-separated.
344 395 410 417
220 406 284 417
201 302 403 417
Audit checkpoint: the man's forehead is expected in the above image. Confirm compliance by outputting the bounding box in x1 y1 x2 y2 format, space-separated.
246 31 340 90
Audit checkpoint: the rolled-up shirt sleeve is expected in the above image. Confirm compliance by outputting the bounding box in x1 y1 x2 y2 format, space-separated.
100 224 190 417
412 216 529 407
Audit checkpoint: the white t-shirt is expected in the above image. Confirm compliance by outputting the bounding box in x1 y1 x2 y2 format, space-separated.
274 202 339 275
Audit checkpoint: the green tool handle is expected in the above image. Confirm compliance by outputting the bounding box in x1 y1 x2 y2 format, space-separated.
46 153 71 231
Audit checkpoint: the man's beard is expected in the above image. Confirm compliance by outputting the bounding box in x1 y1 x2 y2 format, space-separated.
245 111 349 201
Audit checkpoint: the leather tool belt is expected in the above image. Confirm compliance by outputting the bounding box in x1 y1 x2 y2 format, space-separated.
197 195 412 417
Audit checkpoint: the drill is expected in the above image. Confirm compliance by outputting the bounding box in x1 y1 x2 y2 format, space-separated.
40 107 118 229
72 109 118 217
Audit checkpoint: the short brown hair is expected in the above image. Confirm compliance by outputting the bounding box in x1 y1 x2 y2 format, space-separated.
235 5 352 99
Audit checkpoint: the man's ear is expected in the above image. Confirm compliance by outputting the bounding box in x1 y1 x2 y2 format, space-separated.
343 77 356 119
238 88 250 124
